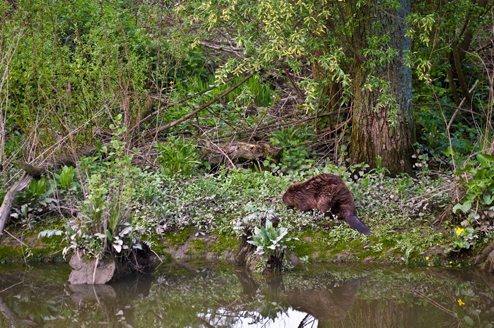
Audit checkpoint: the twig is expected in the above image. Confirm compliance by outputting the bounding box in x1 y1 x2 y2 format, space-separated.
199 41 244 59
413 290 456 317
0 281 23 294
149 248 163 264
93 256 99 285
32 107 107 166
3 230 31 265
447 80 479 131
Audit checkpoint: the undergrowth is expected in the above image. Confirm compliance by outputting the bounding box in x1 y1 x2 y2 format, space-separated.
9 149 466 265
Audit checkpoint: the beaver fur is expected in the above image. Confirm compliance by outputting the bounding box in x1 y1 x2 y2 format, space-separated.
282 174 371 234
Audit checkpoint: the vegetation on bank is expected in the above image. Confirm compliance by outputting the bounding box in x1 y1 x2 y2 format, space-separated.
0 0 493 269
0 138 485 268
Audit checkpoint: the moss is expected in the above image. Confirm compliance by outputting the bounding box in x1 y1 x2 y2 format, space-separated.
0 245 25 263
210 233 240 255
0 221 459 266
0 226 66 264
381 237 397 248
188 239 207 256
162 253 173 262
328 240 363 258
288 229 331 259
164 227 194 246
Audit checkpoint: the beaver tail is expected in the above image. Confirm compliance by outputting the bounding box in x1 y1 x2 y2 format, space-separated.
345 215 371 235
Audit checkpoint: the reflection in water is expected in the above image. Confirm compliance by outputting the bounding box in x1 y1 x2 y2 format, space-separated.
285 276 364 324
229 271 365 327
0 263 493 327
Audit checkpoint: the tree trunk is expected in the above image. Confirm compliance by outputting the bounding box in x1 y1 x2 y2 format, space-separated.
349 0 414 175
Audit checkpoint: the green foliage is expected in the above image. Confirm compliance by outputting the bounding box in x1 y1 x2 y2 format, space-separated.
223 75 274 107
23 178 48 202
176 0 410 117
454 153 494 222
452 227 476 251
2 0 214 165
2 0 492 268
55 166 77 191
247 220 289 257
270 127 316 171
154 137 201 177
64 115 141 259
409 0 493 163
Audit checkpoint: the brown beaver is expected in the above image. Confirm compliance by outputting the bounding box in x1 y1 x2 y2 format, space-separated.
282 174 371 234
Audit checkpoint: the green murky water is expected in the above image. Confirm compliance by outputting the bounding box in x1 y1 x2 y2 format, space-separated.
0 262 493 327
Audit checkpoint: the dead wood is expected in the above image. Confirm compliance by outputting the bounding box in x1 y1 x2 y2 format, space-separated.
201 141 282 167
475 241 494 266
0 173 32 240
13 161 45 179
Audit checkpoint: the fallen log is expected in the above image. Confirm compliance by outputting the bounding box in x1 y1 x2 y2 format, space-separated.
201 141 282 167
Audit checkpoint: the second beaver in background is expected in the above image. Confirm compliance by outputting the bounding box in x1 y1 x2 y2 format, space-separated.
282 174 371 235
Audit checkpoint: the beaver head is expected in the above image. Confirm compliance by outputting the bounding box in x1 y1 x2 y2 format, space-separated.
282 183 299 207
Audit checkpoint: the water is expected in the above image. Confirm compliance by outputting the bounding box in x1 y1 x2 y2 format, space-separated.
0 262 493 327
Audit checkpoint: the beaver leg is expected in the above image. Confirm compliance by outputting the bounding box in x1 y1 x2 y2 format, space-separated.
316 197 332 214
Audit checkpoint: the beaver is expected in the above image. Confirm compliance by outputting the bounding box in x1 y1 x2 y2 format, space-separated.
282 174 371 234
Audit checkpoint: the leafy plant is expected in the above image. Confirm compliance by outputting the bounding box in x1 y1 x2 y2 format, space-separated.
55 166 78 191
452 227 477 251
154 137 201 176
270 127 316 171
453 153 494 221
247 220 291 257
64 115 141 259
23 178 49 201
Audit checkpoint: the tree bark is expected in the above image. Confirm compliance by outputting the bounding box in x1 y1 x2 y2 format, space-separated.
349 0 414 175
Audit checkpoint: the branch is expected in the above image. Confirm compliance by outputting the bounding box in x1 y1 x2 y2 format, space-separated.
447 80 478 132
451 41 473 108
130 75 238 133
145 73 254 138
199 41 245 59
0 173 32 240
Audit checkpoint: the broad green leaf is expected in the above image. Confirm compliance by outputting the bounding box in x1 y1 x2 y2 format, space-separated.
483 194 494 205
453 202 472 214
444 146 454 157
477 153 494 168
463 315 474 326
